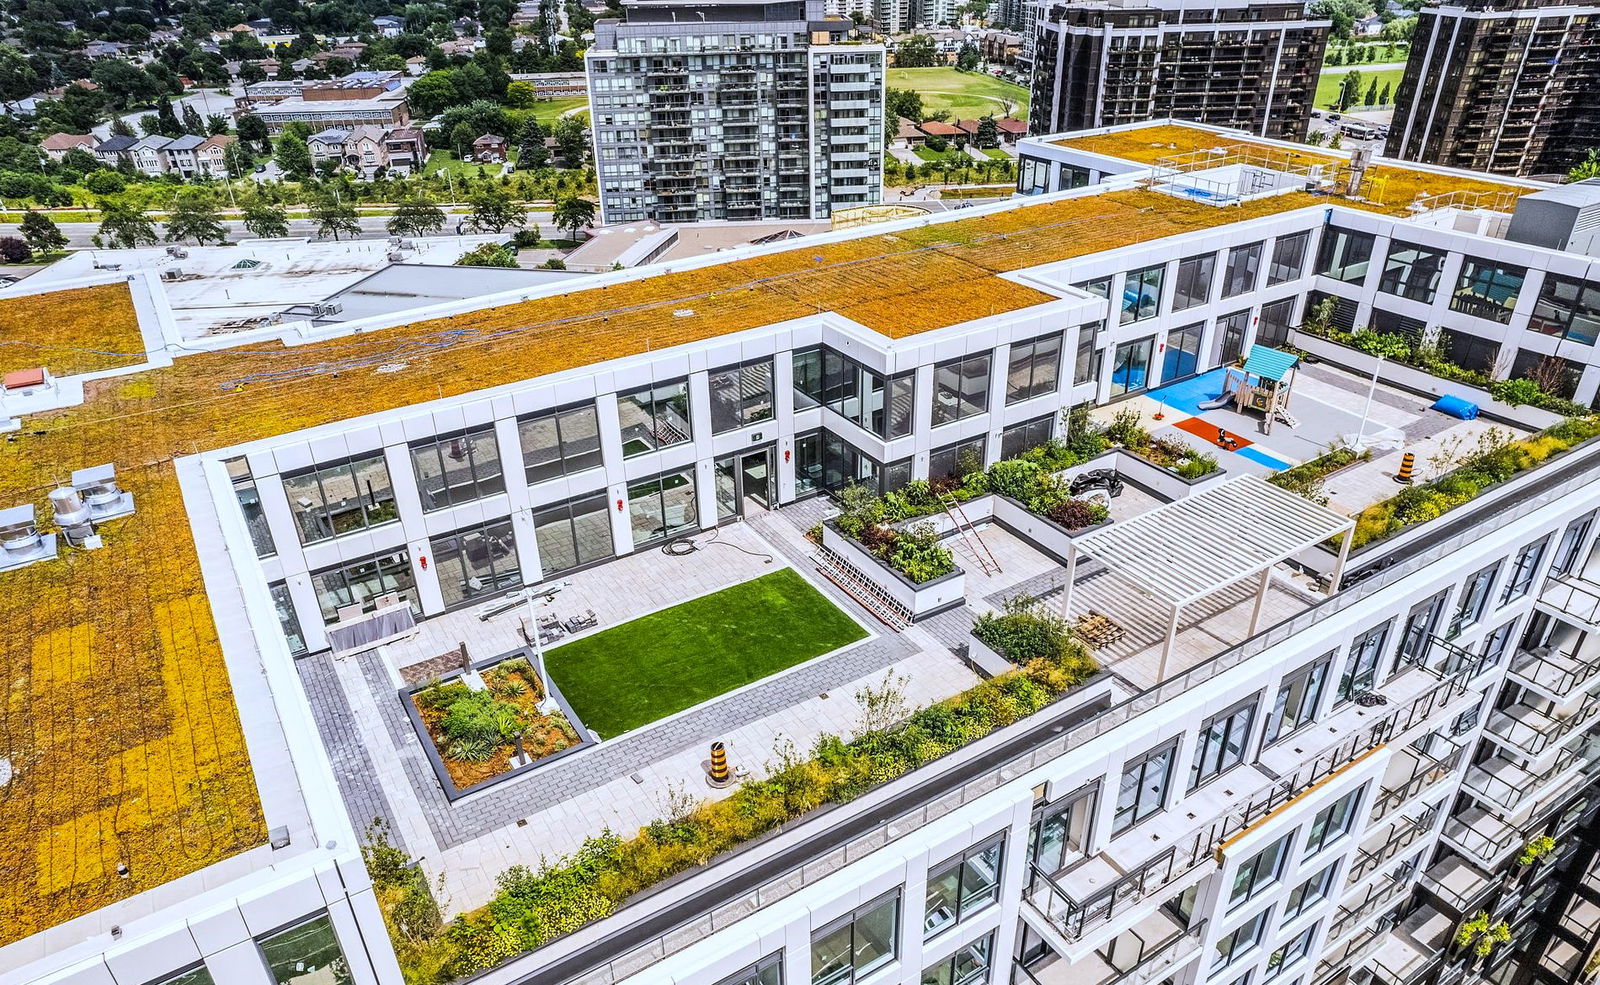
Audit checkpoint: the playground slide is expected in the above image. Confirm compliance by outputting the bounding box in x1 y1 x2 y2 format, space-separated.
1197 389 1235 411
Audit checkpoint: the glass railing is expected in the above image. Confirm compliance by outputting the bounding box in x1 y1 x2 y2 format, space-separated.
1331 873 1411 940
1464 743 1586 814
1373 743 1461 822
1444 809 1519 867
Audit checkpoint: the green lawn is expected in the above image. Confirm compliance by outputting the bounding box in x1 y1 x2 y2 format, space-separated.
914 145 967 163
528 96 589 126
1313 66 1406 110
545 568 866 738
423 149 517 178
887 67 1029 120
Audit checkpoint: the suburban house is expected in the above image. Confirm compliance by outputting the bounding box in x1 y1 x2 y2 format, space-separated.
955 116 1028 145
39 132 96 160
129 135 172 174
896 117 927 147
307 126 403 173
195 134 237 176
384 128 427 171
307 128 351 166
471 133 509 163
93 133 137 165
372 15 405 36
916 120 965 142
161 134 207 177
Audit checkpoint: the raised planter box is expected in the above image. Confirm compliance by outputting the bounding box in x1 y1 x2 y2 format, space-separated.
966 632 1013 678
990 493 1109 563
822 522 966 620
1291 330 1564 432
1109 448 1229 499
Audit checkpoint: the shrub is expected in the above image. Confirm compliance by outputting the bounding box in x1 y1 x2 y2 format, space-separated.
833 482 885 538
1348 328 1412 360
986 459 1042 499
1104 406 1150 450
1517 835 1556 866
1046 498 1109 530
1488 376 1543 407
440 689 529 747
0 236 31 263
974 594 1076 663
888 522 955 583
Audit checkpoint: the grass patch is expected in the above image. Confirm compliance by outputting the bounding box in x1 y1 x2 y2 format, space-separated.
546 568 866 737
528 96 589 126
886 67 1028 119
1313 67 1405 109
423 149 515 178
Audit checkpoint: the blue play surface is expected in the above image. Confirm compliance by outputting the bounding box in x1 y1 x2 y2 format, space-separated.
1235 445 1293 470
1147 369 1230 416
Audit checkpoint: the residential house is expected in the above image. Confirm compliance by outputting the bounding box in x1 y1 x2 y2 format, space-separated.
438 38 480 56
93 134 137 166
39 133 96 161
161 134 207 177
917 120 964 143
383 128 427 171
471 133 509 163
195 134 237 177
306 128 351 167
129 135 173 175
372 15 405 36
1354 12 1384 35
78 40 129 60
403 56 428 76
895 116 926 147
954 116 1027 145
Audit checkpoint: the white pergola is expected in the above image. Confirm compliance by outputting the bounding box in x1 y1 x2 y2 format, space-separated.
1059 475 1356 677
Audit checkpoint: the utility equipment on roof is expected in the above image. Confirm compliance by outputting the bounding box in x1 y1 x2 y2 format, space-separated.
0 504 57 571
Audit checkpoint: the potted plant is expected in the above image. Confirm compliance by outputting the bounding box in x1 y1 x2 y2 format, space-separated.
1454 911 1511 964
1517 835 1556 867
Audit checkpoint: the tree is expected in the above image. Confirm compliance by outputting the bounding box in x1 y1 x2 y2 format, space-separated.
223 141 252 179
1337 70 1363 110
166 190 227 245
552 115 588 164
237 114 269 152
243 200 290 238
886 87 924 124
309 193 360 241
895 34 937 67
409 70 462 117
181 103 206 136
388 195 447 236
238 61 267 84
1365 79 1379 107
1570 150 1600 182
456 243 518 267
956 41 979 71
505 80 537 108
0 47 40 110
466 185 527 232
450 121 475 154
98 201 159 248
275 134 313 179
109 118 137 139
552 195 597 239
976 116 999 149
19 211 67 254
92 61 160 109
0 236 31 263
1382 16 1415 41
156 95 182 136
1379 82 1392 105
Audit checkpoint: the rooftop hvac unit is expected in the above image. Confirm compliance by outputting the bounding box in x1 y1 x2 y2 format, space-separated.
387 250 405 262
166 245 188 259
310 300 345 317
161 268 185 281
0 504 56 572
49 487 96 548
72 463 135 522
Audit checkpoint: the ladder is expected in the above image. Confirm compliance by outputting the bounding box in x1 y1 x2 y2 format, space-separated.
813 544 913 631
941 495 1001 577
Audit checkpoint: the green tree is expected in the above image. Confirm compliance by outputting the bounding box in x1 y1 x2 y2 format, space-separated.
551 195 597 239
1382 17 1415 41
895 34 937 67
98 201 158 248
456 243 518 267
976 115 999 149
388 195 447 236
165 190 228 245
155 95 182 136
466 185 527 232
237 113 269 152
0 46 40 110
242 200 290 238
1379 82 1392 105
207 113 232 135
450 121 475 154
505 80 537 108
1365 79 1379 106
19 211 67 254
1338 70 1363 110
181 103 206 136
309 193 360 241
409 70 462 117
275 134 313 179
552 115 588 164
223 140 252 179
956 41 979 71
1571 150 1600 182
886 87 924 123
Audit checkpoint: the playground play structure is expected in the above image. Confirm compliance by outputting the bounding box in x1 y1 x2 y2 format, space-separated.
1199 345 1302 434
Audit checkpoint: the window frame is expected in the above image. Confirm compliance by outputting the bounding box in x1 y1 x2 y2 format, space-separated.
1501 537 1549 604
717 953 784 985
258 913 348 985
1229 834 1290 908
1530 272 1600 346
1120 264 1165 324
618 377 693 458
1551 513 1595 576
1377 240 1447 303
431 517 522 609
1338 621 1391 702
1450 257 1527 325
518 401 604 485
932 351 994 426
1113 738 1178 834
281 451 398 546
920 932 994 985
1213 908 1271 971
1000 414 1054 460
409 424 506 513
1221 241 1264 298
1281 863 1337 922
1266 653 1330 745
1303 789 1362 856
1266 921 1318 979
1266 231 1309 286
1314 227 1374 284
309 549 418 625
1448 563 1499 638
1005 332 1063 405
626 468 698 549
1173 252 1216 310
924 833 1005 939
811 890 901 985
1191 695 1258 790
532 491 613 578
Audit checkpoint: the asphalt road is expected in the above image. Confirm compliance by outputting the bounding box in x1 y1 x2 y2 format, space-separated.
0 213 559 248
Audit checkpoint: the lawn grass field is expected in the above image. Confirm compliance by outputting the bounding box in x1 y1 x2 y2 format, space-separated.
887 67 1029 119
545 568 867 737
423 149 516 178
529 96 589 126
1313 66 1406 110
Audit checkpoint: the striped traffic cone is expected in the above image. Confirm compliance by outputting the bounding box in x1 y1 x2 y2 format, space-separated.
707 741 732 788
1395 451 1415 484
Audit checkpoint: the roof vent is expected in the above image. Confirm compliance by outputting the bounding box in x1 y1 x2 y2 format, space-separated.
0 504 57 571
50 487 97 548
73 463 135 522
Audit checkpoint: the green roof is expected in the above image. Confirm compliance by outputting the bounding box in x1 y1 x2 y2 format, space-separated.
1244 345 1299 383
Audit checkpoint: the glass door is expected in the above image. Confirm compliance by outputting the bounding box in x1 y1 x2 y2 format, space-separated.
1161 322 1204 383
740 448 772 510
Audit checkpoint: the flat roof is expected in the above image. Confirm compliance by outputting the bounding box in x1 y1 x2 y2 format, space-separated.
312 262 587 323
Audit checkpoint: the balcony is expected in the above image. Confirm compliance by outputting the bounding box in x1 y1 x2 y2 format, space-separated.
1509 646 1600 703
1537 573 1600 629
1349 812 1436 886
1484 690 1600 762
1442 805 1520 869
1368 904 1453 985
1421 855 1495 915
1331 871 1414 944
1370 740 1462 823
1463 740 1593 817
1014 912 1206 985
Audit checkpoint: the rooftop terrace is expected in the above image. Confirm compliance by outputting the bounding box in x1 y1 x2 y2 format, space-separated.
0 130 1561 941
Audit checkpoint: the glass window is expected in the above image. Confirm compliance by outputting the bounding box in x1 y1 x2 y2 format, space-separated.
812 892 900 985
1000 415 1053 461
1395 591 1447 671
1266 922 1317 978
1282 863 1337 921
1192 697 1257 789
1173 253 1216 310
1163 322 1204 382
933 352 993 425
710 358 776 434
1511 349 1584 399
929 436 987 481
1110 337 1154 396
795 430 823 494
1214 908 1270 970
1304 789 1361 855
1006 333 1062 404
921 933 993 985
1075 277 1112 299
1531 273 1600 346
282 453 397 546
1451 258 1527 324
1257 298 1296 347
533 492 613 577
1266 654 1329 744
925 834 1004 937
1339 621 1390 702
1028 785 1095 877
619 379 692 456
1230 835 1290 906
1439 328 1500 373
719 954 783 985
1378 241 1446 303
1502 537 1548 603
1217 309 1250 364
794 347 823 409
1449 564 1499 637
1221 242 1263 298
1017 155 1049 195
519 404 603 484
799 346 913 439
270 581 307 657
1074 325 1103 385
1552 514 1594 576
260 914 348 985
1121 265 1164 324
410 425 505 511
1314 227 1374 284
226 457 275 557
310 550 418 624
1114 739 1176 833
1481 619 1517 668
627 469 698 548
1266 231 1309 286
432 518 520 608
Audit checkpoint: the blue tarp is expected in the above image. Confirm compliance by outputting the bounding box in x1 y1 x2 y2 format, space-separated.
1432 394 1480 420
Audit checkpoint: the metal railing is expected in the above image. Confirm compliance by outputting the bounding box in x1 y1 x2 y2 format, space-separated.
1443 809 1520 867
1509 645 1600 699
1331 872 1412 941
1350 811 1436 884
1486 691 1600 759
1372 742 1461 822
1464 742 1587 814
1538 572 1600 625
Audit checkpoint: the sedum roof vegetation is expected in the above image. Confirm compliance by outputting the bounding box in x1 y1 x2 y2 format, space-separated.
0 282 146 378
0 176 1468 941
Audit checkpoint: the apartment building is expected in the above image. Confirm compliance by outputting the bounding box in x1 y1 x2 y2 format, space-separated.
1385 0 1600 178
6 120 1600 985
1029 0 1329 142
585 0 885 223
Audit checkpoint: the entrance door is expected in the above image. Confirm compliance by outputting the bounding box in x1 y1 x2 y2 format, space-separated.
740 448 772 511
